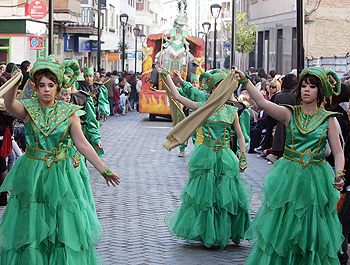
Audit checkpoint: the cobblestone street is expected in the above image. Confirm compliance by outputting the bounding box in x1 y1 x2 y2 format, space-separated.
1 111 270 264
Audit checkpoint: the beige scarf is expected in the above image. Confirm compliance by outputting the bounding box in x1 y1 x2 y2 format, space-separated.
163 72 240 151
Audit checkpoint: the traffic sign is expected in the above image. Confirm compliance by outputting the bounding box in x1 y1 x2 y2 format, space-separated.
30 37 44 50
26 0 48 20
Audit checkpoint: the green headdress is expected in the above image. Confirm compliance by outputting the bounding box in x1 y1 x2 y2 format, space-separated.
190 73 199 83
299 67 341 98
199 69 230 92
83 64 94 77
29 54 65 87
62 59 80 88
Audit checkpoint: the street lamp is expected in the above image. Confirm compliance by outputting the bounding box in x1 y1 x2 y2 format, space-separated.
211 4 222 69
202 22 211 71
120 13 129 72
139 34 146 71
133 26 140 73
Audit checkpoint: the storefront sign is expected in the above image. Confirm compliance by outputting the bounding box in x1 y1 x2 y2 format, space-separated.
26 0 48 20
30 36 44 50
108 53 120 61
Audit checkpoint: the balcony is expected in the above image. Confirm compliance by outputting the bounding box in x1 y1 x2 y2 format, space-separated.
65 7 97 35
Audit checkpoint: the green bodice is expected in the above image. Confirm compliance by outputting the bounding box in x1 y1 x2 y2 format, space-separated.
283 105 339 168
21 98 82 167
197 103 237 152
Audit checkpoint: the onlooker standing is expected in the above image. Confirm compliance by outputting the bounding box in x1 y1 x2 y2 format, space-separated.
127 74 137 111
104 72 117 116
136 75 142 111
18 60 31 91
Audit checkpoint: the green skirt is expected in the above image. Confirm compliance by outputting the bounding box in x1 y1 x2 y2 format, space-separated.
245 157 343 265
165 145 252 249
0 154 102 265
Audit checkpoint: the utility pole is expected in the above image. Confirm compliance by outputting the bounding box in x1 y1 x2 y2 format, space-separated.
230 0 235 68
97 2 101 72
297 0 304 75
48 0 53 54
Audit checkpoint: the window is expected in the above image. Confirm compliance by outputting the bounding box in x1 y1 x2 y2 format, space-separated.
109 5 115 28
0 37 10 64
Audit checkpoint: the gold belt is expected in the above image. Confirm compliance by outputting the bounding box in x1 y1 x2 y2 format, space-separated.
283 147 325 168
202 137 230 153
25 146 68 167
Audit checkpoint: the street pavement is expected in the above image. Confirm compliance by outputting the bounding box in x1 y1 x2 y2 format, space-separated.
0 111 271 264
91 111 270 265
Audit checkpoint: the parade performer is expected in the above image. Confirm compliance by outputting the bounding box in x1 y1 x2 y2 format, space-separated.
76 64 110 121
167 16 188 72
239 67 345 264
178 73 200 157
71 74 104 157
0 55 119 264
158 66 252 249
174 71 250 154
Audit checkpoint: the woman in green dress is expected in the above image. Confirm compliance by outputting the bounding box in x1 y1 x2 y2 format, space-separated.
237 67 345 264
0 55 119 264
157 66 252 249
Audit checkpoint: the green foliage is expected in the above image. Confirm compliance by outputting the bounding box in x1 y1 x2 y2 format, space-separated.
224 55 230 69
118 41 130 59
235 12 257 54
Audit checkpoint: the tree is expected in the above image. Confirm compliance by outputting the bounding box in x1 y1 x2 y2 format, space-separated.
118 41 130 59
226 12 257 69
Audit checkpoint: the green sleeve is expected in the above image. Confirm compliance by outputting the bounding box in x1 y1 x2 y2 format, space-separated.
236 108 250 153
83 96 104 157
178 81 208 102
98 85 110 116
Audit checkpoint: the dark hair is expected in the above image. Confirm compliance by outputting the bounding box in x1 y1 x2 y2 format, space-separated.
281 74 298 91
20 60 31 71
5 62 15 73
249 67 257 73
293 74 324 106
33 69 60 93
250 74 261 85
106 72 111 77
258 68 267 79
269 70 277 78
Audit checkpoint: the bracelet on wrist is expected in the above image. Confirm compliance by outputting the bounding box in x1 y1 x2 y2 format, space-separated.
239 78 249 89
101 165 114 179
239 152 247 171
334 169 346 182
160 70 170 77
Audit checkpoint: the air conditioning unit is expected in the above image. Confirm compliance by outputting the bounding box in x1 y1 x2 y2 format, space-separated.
136 0 143 3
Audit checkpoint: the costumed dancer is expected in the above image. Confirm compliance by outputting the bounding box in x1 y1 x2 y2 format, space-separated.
70 65 104 157
238 67 345 264
158 66 252 249
167 16 188 73
0 55 119 264
76 64 110 122
178 73 200 157
175 71 250 155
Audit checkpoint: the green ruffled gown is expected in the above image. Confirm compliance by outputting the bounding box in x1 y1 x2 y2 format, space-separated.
0 98 102 264
245 105 343 265
166 103 252 249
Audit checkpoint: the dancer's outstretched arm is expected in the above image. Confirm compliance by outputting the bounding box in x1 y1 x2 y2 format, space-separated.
328 117 345 191
156 65 198 110
4 70 30 122
235 69 292 126
70 113 120 187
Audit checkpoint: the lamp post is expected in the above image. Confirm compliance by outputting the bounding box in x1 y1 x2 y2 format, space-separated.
139 34 146 71
210 4 222 69
202 22 211 71
120 13 129 72
230 0 236 69
133 26 140 73
97 2 102 71
296 0 304 75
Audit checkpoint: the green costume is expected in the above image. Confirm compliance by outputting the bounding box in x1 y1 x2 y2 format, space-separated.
76 65 110 119
71 90 104 157
0 98 102 264
178 81 250 151
245 105 343 264
168 28 188 72
165 103 252 249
